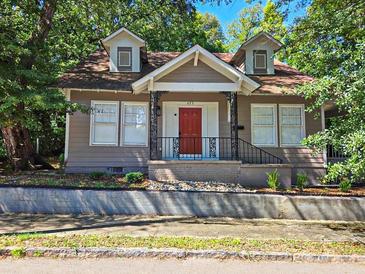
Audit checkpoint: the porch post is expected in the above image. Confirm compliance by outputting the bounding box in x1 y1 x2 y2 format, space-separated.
229 92 239 160
149 91 160 160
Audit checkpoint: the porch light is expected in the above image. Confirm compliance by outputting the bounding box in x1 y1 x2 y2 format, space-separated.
156 106 161 117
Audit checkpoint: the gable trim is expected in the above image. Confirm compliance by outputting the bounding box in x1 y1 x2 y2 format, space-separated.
132 44 260 94
102 27 145 44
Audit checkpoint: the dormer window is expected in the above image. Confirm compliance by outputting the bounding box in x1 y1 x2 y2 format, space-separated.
253 50 267 74
117 47 132 71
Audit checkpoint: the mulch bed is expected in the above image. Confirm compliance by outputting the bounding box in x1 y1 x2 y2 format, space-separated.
0 172 365 197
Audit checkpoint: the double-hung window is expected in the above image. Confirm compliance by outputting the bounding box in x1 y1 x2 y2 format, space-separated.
251 104 277 146
90 101 119 145
279 105 305 146
121 102 148 146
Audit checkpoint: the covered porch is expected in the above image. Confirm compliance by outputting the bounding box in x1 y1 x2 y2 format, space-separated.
131 44 282 165
149 91 282 164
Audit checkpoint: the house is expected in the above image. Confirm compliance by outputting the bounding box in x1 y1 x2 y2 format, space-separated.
58 27 327 187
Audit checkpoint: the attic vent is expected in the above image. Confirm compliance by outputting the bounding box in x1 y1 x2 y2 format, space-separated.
108 167 124 174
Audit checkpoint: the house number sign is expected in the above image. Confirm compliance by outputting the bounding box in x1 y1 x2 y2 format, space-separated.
186 101 194 105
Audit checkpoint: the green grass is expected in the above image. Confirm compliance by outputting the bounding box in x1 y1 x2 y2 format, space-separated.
0 234 364 256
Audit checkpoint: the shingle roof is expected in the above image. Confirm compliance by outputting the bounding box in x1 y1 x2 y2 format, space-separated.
58 49 312 94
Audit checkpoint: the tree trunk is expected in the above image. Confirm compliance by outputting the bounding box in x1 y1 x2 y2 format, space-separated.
1 125 53 171
1 125 35 171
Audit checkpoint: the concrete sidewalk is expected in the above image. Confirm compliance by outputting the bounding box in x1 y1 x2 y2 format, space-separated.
0 214 364 242
1 258 365 274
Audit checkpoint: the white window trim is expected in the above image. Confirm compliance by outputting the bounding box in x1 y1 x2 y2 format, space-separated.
251 104 278 147
118 50 131 67
255 53 267 69
120 101 149 147
89 100 119 146
279 104 306 147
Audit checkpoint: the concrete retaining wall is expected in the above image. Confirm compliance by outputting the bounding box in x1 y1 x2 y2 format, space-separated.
148 160 241 184
239 164 292 188
0 187 364 221
149 161 293 188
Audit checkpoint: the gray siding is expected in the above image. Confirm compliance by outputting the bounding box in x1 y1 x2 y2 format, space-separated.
66 90 323 173
237 95 324 167
67 91 149 172
157 60 233 83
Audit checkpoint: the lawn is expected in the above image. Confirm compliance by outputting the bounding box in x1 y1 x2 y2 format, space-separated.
0 234 364 256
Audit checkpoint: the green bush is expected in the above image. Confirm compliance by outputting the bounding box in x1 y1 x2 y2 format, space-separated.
89 171 106 180
125 172 144 184
266 169 280 190
11 248 26 258
339 178 352 192
296 172 308 191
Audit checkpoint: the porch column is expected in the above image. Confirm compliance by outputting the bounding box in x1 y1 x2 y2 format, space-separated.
229 92 239 160
149 91 161 160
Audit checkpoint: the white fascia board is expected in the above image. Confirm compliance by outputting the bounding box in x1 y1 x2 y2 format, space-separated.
153 82 239 92
102 27 145 44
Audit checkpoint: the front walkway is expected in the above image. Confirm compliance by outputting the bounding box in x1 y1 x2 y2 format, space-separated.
0 214 364 242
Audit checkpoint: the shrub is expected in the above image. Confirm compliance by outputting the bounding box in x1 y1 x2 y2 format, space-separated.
339 178 352 192
89 171 106 180
266 169 280 190
11 248 26 258
125 172 144 184
296 172 308 191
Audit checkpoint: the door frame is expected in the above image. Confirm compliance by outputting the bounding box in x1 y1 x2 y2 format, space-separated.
162 101 219 159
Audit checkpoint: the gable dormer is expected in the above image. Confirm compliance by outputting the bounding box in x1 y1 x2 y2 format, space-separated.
101 27 145 73
231 32 282 75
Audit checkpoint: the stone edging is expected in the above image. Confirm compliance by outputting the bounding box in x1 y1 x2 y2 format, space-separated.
1 247 365 263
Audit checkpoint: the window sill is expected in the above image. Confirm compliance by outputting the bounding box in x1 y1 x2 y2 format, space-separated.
89 143 118 147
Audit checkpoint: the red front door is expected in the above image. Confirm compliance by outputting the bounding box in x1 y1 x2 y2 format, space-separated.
179 108 202 154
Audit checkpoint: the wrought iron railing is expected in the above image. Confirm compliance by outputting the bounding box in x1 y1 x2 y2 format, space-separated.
156 137 283 164
327 144 347 163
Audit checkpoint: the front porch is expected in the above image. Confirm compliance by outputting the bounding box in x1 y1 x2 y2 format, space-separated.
148 91 282 165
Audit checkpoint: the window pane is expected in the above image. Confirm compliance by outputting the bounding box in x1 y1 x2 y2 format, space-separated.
253 106 272 116
94 104 117 123
282 115 301 125
280 106 304 145
124 125 146 145
119 51 130 66
123 104 147 145
252 106 275 145
124 105 146 124
254 116 273 125
281 126 302 145
94 124 117 144
253 127 275 145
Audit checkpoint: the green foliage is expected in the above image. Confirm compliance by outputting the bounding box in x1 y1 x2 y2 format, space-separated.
296 172 308 191
266 169 280 190
0 135 6 159
89 172 106 180
227 0 287 54
125 172 144 184
339 178 352 192
0 0 226 168
286 0 365 183
10 248 26 258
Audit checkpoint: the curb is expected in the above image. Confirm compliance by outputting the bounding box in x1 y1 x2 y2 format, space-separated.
1 247 365 263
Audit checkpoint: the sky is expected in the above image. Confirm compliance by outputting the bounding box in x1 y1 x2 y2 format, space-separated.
196 0 307 34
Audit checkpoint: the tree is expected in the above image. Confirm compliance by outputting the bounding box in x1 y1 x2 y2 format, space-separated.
0 0 226 171
227 0 287 53
189 12 227 52
286 0 365 183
